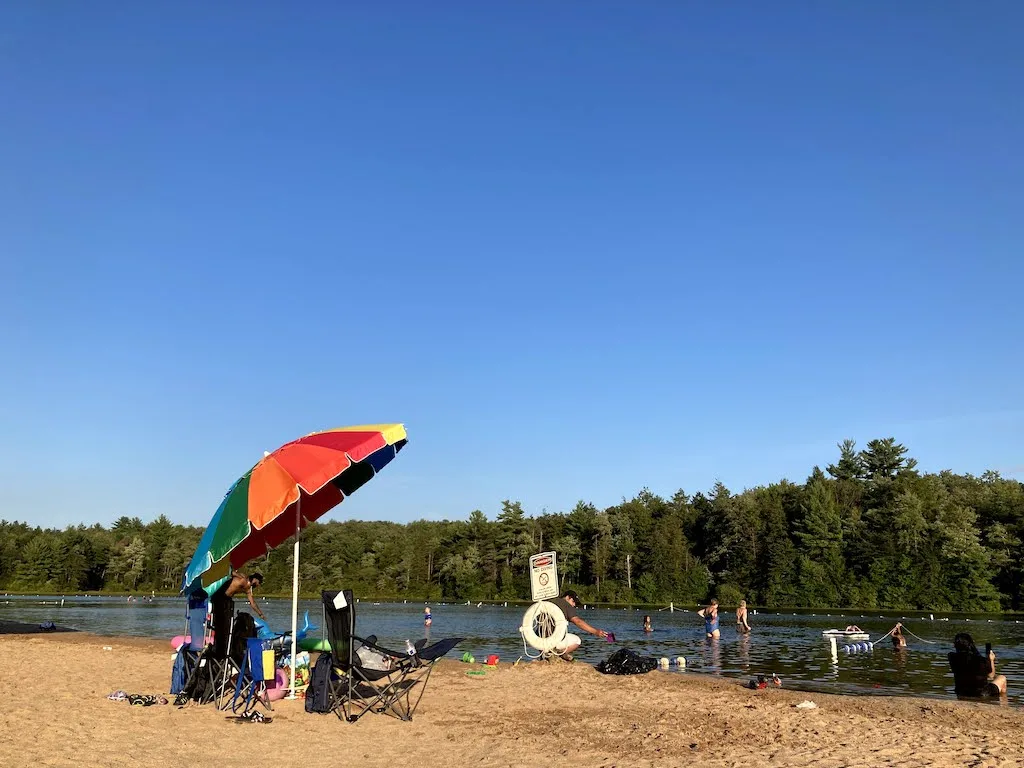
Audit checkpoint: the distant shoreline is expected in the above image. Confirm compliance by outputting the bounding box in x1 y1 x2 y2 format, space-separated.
3 591 1023 617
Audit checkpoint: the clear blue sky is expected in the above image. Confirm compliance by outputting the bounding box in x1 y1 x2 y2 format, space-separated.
2 2 1021 529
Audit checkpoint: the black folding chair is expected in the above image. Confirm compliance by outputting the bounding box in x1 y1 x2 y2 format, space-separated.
175 608 255 707
175 596 235 706
321 589 463 722
214 612 257 709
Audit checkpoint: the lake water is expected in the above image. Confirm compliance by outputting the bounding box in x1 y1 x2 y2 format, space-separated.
3 595 1021 706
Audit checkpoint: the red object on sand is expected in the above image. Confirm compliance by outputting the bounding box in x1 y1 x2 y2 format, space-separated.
486 654 499 666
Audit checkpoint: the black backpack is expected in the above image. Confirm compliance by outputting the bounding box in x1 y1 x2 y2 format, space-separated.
174 647 215 704
305 652 334 714
230 613 257 658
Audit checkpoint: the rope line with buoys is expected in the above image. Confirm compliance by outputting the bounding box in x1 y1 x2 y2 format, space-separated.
835 622 940 655
841 640 874 654
872 623 939 645
897 625 938 644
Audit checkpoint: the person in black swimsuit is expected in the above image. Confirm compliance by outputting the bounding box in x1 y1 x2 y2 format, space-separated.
949 632 1006 697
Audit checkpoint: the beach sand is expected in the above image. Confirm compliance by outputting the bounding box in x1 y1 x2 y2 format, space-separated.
1 633 1022 768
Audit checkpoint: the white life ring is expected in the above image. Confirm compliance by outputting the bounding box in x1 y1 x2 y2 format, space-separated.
520 601 568 653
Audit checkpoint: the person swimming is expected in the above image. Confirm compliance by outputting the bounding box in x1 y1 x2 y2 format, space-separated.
642 615 652 632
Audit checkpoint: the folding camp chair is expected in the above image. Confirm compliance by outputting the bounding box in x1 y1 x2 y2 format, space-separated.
171 594 209 696
174 604 255 707
322 589 463 722
214 612 257 709
174 594 228 705
225 637 275 714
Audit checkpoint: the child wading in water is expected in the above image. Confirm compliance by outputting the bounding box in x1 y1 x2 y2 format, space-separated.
424 606 432 627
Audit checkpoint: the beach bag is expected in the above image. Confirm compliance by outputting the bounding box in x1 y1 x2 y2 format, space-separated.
595 648 658 675
170 649 187 694
305 653 333 714
175 652 214 704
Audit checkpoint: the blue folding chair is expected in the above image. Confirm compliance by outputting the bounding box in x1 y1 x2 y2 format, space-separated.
228 637 274 715
171 594 209 696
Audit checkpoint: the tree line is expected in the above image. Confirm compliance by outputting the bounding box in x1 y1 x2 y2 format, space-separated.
2 438 1022 611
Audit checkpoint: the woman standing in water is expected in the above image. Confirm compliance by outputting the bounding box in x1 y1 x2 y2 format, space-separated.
736 600 751 633
642 615 653 633
697 599 721 639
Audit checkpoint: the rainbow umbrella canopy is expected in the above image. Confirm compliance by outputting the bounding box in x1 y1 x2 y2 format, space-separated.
181 424 407 695
183 424 407 596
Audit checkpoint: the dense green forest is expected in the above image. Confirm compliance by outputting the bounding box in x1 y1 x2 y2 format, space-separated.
2 439 1022 611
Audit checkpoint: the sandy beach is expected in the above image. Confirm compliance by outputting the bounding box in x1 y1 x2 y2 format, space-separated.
1 632 1022 768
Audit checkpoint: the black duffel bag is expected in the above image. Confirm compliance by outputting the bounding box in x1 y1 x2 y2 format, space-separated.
595 648 658 675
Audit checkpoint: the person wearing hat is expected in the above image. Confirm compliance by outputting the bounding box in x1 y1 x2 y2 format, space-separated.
546 590 609 661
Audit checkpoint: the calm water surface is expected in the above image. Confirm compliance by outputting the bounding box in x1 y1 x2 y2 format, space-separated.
3 596 1021 706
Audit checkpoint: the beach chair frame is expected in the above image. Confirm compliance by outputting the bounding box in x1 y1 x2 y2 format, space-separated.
225 637 274 714
321 589 463 722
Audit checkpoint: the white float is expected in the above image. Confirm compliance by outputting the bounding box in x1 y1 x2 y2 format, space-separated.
519 600 568 658
822 628 870 642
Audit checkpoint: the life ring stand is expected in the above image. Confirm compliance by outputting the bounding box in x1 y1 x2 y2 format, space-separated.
519 601 568 658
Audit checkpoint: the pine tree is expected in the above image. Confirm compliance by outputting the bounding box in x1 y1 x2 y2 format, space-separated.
795 479 845 606
827 439 863 481
860 438 917 480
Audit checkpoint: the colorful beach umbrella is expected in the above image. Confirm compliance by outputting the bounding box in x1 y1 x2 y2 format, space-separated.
181 424 407 696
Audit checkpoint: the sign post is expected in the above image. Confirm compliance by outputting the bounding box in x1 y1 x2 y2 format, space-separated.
529 551 559 601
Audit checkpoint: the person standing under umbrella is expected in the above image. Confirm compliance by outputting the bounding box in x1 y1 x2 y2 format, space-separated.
212 570 267 650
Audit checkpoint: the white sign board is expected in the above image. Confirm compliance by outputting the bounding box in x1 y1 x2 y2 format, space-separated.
529 551 559 601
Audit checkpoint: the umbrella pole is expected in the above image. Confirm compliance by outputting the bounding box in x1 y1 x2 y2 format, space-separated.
288 497 300 699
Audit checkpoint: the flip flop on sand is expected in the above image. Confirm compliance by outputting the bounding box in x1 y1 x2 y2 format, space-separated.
226 710 272 724
106 690 127 702
127 694 160 706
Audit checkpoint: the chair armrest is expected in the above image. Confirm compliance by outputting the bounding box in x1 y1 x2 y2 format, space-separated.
417 637 465 661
